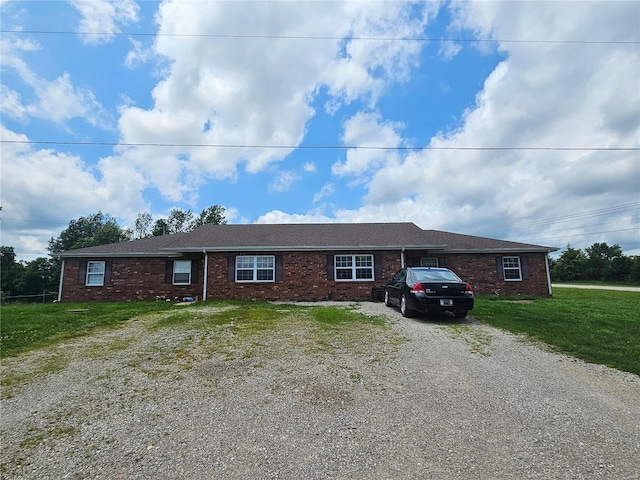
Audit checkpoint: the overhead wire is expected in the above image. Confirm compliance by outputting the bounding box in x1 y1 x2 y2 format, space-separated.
2 29 638 44
1 139 638 151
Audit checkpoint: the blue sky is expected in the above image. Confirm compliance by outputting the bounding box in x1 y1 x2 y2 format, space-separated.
1 0 639 261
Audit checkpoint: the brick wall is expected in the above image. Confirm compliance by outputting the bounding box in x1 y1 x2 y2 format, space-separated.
60 256 203 302
405 251 551 297
60 250 551 302
205 251 402 302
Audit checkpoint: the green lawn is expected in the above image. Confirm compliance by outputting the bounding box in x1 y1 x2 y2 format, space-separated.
472 288 640 376
0 301 178 357
1 290 639 376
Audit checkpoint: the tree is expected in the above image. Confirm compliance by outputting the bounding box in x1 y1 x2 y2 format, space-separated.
134 212 153 239
585 242 623 281
16 257 58 296
48 212 130 253
1 246 23 297
193 205 226 228
151 205 226 235
550 244 588 281
167 208 195 234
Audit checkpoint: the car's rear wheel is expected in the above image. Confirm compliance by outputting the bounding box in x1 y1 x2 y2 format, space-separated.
454 310 468 318
400 295 413 318
384 290 392 307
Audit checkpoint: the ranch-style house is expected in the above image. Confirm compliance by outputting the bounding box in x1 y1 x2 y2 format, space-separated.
55 222 558 303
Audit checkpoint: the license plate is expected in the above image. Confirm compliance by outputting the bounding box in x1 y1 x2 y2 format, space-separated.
440 299 453 306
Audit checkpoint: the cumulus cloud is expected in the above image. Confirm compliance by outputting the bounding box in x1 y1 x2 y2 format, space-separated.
115 0 434 201
259 1 640 253
0 126 148 259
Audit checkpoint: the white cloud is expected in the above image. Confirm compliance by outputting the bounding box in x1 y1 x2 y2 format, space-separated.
303 162 316 173
70 0 140 44
268 170 299 193
261 1 640 254
1 37 112 128
332 111 404 179
115 0 434 201
0 126 148 259
313 183 335 203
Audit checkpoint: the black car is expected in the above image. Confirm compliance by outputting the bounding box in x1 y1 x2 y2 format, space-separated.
384 267 474 318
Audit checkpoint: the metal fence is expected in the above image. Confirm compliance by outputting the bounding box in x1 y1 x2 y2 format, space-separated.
0 292 58 304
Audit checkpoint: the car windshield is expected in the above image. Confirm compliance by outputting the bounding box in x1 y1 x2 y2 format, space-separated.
411 268 462 282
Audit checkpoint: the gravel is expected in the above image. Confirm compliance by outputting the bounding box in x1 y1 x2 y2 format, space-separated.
2 302 639 479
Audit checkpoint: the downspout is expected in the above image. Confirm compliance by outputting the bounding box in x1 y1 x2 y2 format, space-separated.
202 250 208 301
57 258 65 302
401 247 405 268
545 253 553 296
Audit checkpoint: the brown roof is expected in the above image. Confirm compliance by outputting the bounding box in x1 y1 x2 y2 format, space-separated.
57 222 557 257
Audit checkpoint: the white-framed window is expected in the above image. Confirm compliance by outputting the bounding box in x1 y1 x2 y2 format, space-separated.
86 261 105 286
420 257 439 267
334 254 374 281
173 260 192 285
503 256 522 281
236 255 275 282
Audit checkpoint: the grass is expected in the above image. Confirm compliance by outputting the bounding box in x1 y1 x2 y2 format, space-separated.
0 301 178 358
2 290 638 376
472 288 640 376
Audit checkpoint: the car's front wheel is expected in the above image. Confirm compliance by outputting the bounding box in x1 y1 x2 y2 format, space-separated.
400 294 413 318
384 290 392 307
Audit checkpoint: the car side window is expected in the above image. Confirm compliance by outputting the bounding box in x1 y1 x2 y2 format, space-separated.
397 269 407 283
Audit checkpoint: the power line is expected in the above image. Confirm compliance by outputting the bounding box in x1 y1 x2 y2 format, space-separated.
490 203 640 232
526 227 639 244
2 139 638 152
2 29 637 44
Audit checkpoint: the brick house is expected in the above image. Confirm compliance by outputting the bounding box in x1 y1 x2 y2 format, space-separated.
56 222 558 303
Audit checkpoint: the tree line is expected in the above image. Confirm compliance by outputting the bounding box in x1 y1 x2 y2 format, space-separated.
1 206 226 302
550 242 640 283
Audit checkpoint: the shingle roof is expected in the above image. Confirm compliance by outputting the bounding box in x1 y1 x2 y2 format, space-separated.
57 222 557 257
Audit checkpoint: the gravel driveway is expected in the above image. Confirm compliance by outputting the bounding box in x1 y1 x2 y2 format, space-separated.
1 302 639 479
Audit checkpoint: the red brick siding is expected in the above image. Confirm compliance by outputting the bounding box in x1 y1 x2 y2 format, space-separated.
61 256 203 302
405 252 551 297
205 251 402 302
60 250 551 302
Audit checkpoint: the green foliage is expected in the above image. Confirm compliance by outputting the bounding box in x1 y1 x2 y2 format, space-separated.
473 289 640 375
151 205 226 236
48 212 129 253
551 242 638 283
193 205 227 228
551 244 587 281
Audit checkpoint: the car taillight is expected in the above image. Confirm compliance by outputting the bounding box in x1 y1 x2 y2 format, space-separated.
410 282 424 293
465 283 474 295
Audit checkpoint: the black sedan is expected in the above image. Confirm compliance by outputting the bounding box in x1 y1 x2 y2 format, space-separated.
384 267 474 318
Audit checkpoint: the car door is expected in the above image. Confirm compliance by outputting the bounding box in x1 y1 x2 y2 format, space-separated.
386 269 406 306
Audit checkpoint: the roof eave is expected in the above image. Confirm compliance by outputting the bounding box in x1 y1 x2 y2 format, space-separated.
162 244 448 253
55 252 183 258
444 247 559 254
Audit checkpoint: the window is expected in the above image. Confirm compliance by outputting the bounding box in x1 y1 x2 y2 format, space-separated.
502 256 522 281
420 257 439 267
334 254 374 281
86 261 106 286
173 260 192 285
236 255 275 282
